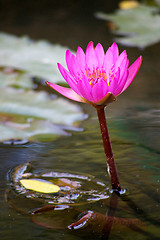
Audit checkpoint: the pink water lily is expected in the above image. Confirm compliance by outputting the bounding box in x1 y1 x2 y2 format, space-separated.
46 42 142 191
47 42 142 106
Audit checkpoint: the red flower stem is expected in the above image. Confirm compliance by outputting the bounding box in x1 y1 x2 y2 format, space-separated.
96 106 121 191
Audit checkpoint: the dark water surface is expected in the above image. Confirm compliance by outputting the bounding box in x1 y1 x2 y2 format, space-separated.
0 1 160 239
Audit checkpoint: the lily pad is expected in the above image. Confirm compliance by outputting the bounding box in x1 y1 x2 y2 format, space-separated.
0 119 71 143
96 4 160 48
0 88 85 125
0 88 85 143
0 32 71 83
0 69 34 89
119 1 139 10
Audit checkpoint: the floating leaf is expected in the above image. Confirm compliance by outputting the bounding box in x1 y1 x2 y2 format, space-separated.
119 1 139 9
0 119 71 143
20 179 60 193
0 69 34 89
156 0 160 6
0 88 85 143
0 88 85 125
96 4 160 48
0 32 72 83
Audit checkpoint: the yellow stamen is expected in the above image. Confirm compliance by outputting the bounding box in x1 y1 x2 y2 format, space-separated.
89 79 93 85
85 67 116 87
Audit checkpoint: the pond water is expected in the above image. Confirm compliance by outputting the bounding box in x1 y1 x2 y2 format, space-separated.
0 1 160 240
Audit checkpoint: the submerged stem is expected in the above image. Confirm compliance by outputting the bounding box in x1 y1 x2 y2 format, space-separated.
96 106 121 191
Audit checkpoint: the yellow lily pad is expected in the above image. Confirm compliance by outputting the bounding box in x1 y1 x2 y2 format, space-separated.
119 1 139 10
20 179 60 193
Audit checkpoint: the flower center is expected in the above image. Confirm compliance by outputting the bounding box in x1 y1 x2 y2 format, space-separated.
87 69 107 86
85 65 116 87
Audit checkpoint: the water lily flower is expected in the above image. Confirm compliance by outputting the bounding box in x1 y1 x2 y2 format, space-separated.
46 42 142 191
46 42 142 107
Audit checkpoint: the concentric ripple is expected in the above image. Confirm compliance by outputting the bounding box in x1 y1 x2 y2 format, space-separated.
8 162 110 206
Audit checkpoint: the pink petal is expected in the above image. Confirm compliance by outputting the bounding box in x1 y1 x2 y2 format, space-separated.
76 47 86 72
103 43 119 72
103 47 114 74
115 50 127 71
92 79 109 103
110 42 119 62
108 68 120 95
57 63 80 95
65 50 74 75
71 55 82 76
118 56 129 81
77 76 93 102
95 43 105 69
114 70 129 96
85 41 98 72
46 82 87 103
121 56 142 93
66 50 81 77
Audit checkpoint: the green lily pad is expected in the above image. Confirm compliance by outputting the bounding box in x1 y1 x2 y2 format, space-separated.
0 32 70 83
0 88 85 143
96 4 160 48
0 88 85 125
0 118 72 143
0 69 34 89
